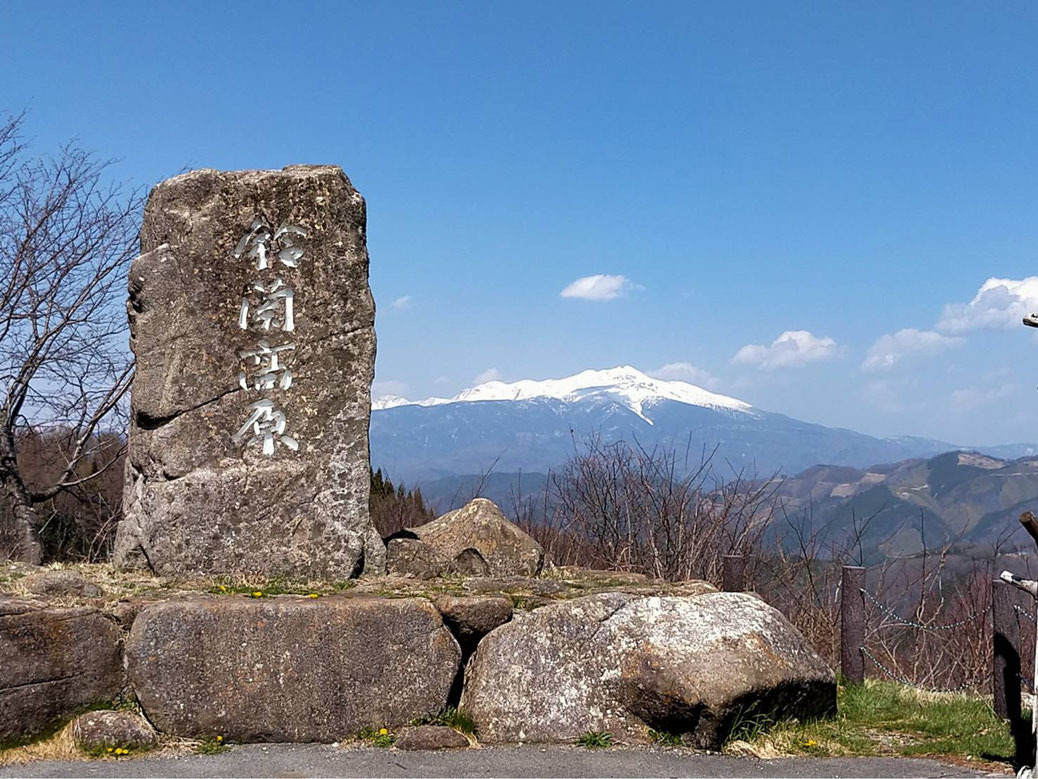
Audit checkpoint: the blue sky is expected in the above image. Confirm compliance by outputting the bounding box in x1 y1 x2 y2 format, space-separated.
2 1 1036 445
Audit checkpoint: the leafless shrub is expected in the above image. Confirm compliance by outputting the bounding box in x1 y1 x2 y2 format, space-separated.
515 434 777 582
0 111 142 562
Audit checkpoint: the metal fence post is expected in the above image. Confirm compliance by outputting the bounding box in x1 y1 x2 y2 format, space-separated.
722 554 745 592
993 579 1022 721
841 565 866 685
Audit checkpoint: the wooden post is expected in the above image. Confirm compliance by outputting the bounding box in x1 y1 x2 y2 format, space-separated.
993 579 1022 721
722 554 745 592
841 566 866 685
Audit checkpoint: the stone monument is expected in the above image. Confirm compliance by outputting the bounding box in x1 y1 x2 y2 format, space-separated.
114 165 383 578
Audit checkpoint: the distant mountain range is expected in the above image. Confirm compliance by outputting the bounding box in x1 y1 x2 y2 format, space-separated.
370 366 1036 484
763 450 1038 561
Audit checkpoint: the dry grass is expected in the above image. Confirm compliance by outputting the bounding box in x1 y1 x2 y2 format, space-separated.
0 725 209 767
0 724 82 767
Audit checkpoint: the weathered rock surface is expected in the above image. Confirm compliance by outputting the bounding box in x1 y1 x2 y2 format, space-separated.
24 569 101 597
114 165 380 579
410 499 544 577
126 596 460 742
460 592 835 748
72 710 157 751
451 547 490 576
394 725 470 750
433 595 512 650
0 599 124 740
386 538 448 580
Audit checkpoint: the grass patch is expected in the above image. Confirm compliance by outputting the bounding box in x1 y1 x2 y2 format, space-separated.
208 576 318 597
193 736 228 755
727 680 1017 767
411 707 476 734
576 731 613 748
649 728 683 746
358 726 395 748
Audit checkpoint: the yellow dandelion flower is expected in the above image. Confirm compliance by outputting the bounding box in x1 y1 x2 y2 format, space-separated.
308 593 319 598
219 585 227 592
216 735 223 742
252 591 263 597
804 739 817 747
106 747 114 753
379 728 388 735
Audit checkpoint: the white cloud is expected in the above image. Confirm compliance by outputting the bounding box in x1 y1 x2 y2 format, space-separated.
560 274 640 301
948 383 1018 413
859 378 919 414
861 328 963 372
731 330 839 370
391 295 412 310
372 379 409 398
936 277 1038 334
473 367 502 384
649 362 719 389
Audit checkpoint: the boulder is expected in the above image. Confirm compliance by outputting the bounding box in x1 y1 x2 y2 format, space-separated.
386 538 448 580
0 599 124 740
126 596 460 742
434 595 512 650
394 725 469 750
451 548 490 576
114 165 380 579
23 569 101 598
410 499 544 577
72 710 157 751
460 592 835 748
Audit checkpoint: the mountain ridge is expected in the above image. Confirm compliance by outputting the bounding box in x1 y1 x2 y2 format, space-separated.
369 366 1036 483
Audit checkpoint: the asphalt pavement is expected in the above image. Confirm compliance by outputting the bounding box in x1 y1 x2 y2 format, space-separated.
0 744 998 778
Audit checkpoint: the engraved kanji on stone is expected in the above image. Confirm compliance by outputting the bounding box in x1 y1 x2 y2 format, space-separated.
273 223 306 268
231 398 300 456
239 340 294 391
234 218 306 271
238 277 295 332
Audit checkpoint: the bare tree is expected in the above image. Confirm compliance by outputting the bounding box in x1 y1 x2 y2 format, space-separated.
520 433 777 582
0 113 141 563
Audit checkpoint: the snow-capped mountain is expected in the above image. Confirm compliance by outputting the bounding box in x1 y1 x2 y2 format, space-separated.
369 365 1034 486
372 366 752 422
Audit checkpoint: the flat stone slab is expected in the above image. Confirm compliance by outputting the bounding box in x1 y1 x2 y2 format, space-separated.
0 598 123 740
126 596 460 742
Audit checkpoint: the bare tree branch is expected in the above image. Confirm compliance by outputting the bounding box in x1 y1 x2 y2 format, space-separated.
0 111 141 563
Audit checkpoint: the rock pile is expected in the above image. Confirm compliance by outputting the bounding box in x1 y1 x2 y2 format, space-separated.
1 499 835 749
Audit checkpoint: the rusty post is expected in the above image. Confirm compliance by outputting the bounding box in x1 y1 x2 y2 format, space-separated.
841 566 866 685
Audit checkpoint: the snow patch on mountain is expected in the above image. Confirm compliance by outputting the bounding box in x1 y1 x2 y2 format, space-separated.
372 366 753 423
